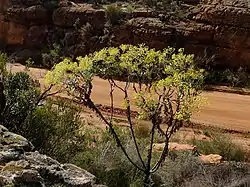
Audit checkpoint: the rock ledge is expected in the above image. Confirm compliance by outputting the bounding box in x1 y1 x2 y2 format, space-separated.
0 125 104 187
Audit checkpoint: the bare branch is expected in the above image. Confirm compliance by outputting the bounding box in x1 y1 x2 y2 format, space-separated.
146 115 157 173
124 88 146 169
111 79 125 92
81 90 145 172
151 89 180 173
125 79 130 91
151 137 169 173
133 83 138 93
108 79 115 123
35 84 57 106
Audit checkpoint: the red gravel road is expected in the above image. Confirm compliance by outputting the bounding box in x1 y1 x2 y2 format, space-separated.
7 63 250 132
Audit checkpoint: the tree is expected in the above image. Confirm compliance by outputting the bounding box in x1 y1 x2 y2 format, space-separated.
45 44 204 186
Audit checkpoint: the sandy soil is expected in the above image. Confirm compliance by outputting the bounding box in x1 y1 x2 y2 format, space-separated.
7 63 250 132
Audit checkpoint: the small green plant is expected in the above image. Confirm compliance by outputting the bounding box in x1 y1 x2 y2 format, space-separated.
105 5 122 25
125 3 136 13
142 0 182 13
24 99 86 163
42 44 62 68
202 129 211 137
25 58 34 71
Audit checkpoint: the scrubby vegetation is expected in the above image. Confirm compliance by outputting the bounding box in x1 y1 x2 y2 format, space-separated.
1 1 250 187
205 67 250 87
105 5 123 25
191 133 246 162
1 45 250 187
45 45 204 185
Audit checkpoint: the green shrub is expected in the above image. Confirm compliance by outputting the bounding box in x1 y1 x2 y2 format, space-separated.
157 152 250 187
202 129 211 137
191 133 245 162
105 5 122 25
42 44 62 68
2 70 85 163
3 72 40 132
24 99 86 163
205 67 250 87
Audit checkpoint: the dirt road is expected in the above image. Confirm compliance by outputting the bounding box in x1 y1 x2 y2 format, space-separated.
7 63 250 132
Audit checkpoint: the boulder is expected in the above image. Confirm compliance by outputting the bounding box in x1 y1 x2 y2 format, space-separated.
153 142 197 152
199 154 223 164
0 125 104 187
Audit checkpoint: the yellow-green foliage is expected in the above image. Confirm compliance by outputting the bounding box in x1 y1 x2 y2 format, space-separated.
45 45 204 122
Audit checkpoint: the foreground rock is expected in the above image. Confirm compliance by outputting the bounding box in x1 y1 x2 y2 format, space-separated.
199 154 223 164
0 125 105 187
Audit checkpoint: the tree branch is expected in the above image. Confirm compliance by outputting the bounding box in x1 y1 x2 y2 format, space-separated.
108 79 115 123
124 87 146 169
83 93 145 172
146 115 157 173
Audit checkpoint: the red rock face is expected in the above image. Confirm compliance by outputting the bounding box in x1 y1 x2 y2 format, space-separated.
0 0 29 45
0 0 250 69
0 0 8 43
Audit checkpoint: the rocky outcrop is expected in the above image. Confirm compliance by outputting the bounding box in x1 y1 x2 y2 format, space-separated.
154 142 197 152
0 125 105 187
1 0 250 69
153 142 223 164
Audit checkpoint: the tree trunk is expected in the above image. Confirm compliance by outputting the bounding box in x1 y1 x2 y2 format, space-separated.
143 172 151 187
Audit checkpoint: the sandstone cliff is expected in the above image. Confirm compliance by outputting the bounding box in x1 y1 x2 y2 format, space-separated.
0 125 105 187
1 0 250 69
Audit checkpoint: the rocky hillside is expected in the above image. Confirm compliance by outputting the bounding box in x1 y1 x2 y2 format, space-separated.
0 125 105 187
1 0 250 69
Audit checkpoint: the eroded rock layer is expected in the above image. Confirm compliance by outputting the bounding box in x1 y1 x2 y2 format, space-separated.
1 0 250 69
